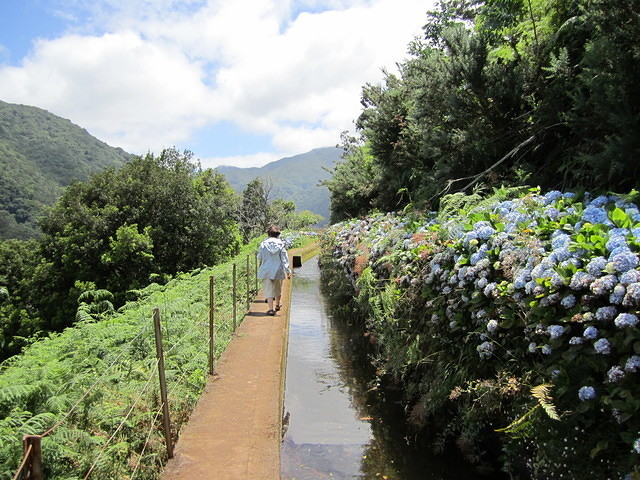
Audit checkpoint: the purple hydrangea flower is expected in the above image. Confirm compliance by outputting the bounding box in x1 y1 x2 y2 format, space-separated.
595 306 617 321
590 275 618 295
578 386 596 401
614 313 639 328
569 272 595 290
623 282 640 306
561 294 577 309
594 338 611 354
625 355 640 373
607 366 625 383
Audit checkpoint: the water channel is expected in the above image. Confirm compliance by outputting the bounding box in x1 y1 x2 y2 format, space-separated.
281 257 488 480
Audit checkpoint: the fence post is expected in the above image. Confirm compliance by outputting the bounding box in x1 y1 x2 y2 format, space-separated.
232 263 237 330
246 255 250 311
254 251 258 293
209 276 215 376
153 308 174 459
19 435 43 480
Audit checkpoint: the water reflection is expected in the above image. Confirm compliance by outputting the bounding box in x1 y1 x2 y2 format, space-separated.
281 258 486 480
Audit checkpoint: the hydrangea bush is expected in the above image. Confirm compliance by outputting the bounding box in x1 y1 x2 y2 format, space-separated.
319 189 640 479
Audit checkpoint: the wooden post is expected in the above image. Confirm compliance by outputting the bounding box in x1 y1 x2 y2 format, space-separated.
246 254 250 311
232 263 237 330
254 251 258 293
153 308 174 459
21 435 43 480
209 276 215 376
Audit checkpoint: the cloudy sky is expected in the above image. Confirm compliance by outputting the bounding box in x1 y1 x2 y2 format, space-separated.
0 0 433 168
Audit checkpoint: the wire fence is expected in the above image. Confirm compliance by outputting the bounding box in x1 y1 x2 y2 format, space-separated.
10 253 259 480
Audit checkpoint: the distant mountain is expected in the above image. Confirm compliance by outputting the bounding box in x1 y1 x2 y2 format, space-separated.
216 146 342 225
0 100 132 239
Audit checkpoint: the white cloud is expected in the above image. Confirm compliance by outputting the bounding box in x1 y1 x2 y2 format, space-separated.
0 0 432 166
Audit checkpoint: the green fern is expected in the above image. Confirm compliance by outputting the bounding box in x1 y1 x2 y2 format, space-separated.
531 383 560 420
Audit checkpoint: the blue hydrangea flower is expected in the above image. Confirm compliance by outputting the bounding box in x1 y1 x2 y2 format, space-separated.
625 355 640 373
477 341 494 359
610 285 626 304
607 366 625 383
543 190 564 205
474 221 496 240
544 207 559 220
609 251 639 273
594 338 611 354
569 336 583 345
606 235 629 253
590 274 618 295
582 205 609 224
634 437 640 454
528 342 537 353
620 270 640 286
584 326 598 339
578 386 596 401
623 282 640 306
551 230 571 250
595 306 617 321
561 294 576 309
547 325 564 340
586 256 608 276
486 319 498 333
614 313 639 328
569 271 595 290
483 282 497 297
541 344 552 355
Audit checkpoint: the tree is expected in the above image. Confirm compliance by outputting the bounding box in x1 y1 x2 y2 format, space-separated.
32 148 241 330
238 178 272 240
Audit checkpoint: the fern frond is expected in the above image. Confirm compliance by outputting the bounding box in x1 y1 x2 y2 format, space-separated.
495 404 538 435
531 383 560 420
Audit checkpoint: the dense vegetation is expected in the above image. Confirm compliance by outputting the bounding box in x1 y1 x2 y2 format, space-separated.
321 189 640 479
319 1 640 478
0 239 261 479
0 147 317 360
324 0 640 222
0 100 131 240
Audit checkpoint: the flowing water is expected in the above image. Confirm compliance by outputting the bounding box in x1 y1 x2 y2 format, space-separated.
281 257 489 480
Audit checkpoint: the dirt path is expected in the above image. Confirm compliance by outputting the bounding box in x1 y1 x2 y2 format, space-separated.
160 247 314 480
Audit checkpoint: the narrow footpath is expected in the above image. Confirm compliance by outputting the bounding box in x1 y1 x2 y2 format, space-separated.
160 246 316 480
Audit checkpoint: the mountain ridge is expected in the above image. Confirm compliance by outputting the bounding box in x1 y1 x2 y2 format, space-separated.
0 100 132 239
216 146 341 224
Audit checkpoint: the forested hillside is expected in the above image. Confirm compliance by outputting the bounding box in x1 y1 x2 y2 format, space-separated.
0 100 132 239
217 146 340 224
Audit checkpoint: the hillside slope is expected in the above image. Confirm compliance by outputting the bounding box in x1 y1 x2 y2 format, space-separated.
216 146 342 224
0 100 132 239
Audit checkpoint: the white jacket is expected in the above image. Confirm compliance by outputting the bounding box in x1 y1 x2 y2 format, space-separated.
257 237 290 280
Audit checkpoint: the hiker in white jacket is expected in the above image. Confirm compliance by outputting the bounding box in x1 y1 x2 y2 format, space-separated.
257 225 291 316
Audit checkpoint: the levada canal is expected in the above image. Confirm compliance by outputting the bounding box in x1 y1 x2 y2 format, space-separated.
281 256 492 480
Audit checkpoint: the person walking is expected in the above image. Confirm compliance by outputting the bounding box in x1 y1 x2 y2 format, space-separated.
257 225 291 316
